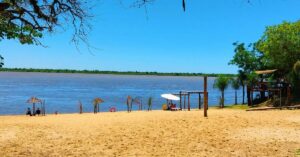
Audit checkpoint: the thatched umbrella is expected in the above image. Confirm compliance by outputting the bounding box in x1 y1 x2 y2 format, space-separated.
93 97 104 113
27 96 42 115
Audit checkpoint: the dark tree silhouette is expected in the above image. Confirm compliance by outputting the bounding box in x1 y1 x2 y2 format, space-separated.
0 55 3 67
0 0 91 45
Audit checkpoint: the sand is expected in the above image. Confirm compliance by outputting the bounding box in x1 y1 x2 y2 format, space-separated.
0 109 299 157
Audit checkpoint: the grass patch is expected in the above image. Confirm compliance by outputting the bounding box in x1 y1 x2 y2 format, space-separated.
223 104 249 110
296 149 300 156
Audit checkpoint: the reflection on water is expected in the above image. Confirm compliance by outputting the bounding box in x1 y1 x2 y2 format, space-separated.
0 72 243 115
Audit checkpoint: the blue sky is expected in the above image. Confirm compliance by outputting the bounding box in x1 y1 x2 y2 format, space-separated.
1 0 300 73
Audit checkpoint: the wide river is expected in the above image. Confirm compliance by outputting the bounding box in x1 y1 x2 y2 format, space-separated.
0 72 243 115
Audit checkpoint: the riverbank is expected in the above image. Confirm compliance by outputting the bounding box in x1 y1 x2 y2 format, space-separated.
0 68 236 77
1 109 299 156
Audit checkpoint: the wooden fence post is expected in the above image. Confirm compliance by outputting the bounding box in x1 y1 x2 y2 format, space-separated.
204 76 208 117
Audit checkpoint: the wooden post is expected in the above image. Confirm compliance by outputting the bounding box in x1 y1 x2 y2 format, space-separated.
188 93 190 111
43 100 46 116
250 90 253 107
41 101 43 116
247 85 251 106
287 86 291 105
179 91 182 109
184 95 186 110
198 93 201 109
204 76 208 117
33 103 36 116
280 90 282 108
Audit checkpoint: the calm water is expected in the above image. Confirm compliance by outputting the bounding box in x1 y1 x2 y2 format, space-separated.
0 72 243 115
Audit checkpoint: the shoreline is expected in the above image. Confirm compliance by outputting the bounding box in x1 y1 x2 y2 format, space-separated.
1 109 299 156
0 105 251 116
0 108 213 117
0 68 237 77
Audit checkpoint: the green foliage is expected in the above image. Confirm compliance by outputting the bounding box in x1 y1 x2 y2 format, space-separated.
256 21 300 77
230 77 240 90
223 105 249 110
296 149 300 156
238 70 247 104
213 76 231 108
0 0 89 46
230 20 300 101
229 42 260 73
230 77 240 105
213 76 231 92
0 16 42 45
238 70 247 85
291 61 300 97
246 72 258 86
293 61 300 75
0 55 3 68
0 68 237 77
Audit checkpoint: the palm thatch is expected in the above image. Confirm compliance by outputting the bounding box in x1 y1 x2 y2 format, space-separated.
93 97 104 113
27 96 42 115
27 97 42 104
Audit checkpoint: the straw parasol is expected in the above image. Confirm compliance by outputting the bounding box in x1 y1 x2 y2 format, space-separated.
27 96 42 115
255 69 277 75
93 97 104 113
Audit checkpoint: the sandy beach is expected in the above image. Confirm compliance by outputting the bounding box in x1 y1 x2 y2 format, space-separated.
0 109 299 157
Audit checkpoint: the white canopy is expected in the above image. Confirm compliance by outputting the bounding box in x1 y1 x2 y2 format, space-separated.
161 94 180 101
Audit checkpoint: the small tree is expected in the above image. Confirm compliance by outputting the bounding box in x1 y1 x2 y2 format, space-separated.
229 42 262 105
213 76 231 108
231 78 240 105
246 72 258 106
238 70 247 104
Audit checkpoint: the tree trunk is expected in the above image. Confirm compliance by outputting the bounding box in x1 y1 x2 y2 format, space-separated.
33 103 36 116
235 90 237 105
242 85 245 104
247 85 251 106
94 105 97 114
221 90 225 108
260 77 265 100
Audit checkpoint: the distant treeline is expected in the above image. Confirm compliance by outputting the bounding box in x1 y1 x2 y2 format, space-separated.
0 68 237 77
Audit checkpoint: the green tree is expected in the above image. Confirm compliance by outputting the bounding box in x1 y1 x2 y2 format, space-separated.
294 61 300 75
291 61 300 98
245 72 258 105
229 42 262 104
213 76 231 108
0 0 90 45
0 55 3 67
256 21 300 78
238 70 247 104
255 20 300 98
229 42 259 74
230 78 240 105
